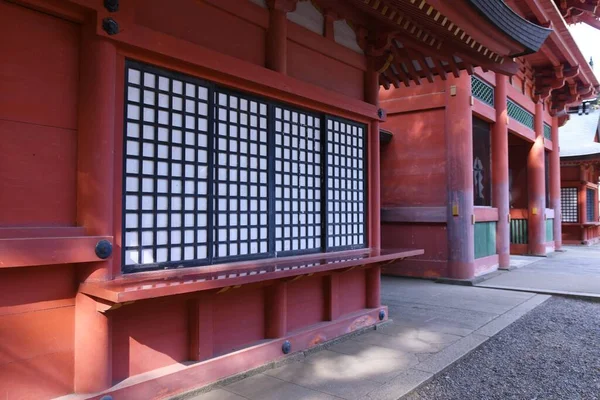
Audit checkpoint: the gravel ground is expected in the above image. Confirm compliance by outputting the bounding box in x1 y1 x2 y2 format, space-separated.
406 297 600 400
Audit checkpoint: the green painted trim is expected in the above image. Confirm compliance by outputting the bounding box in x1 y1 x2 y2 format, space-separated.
546 219 554 241
510 218 528 244
474 221 497 259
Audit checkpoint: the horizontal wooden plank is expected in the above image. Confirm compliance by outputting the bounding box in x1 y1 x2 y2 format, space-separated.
0 236 112 268
474 207 499 222
510 208 528 220
80 248 424 304
0 227 85 239
380 92 445 115
381 207 447 223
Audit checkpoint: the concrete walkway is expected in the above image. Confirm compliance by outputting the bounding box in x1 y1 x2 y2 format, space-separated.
182 278 549 400
477 245 600 298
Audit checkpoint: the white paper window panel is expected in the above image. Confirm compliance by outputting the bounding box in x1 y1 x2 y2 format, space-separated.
124 64 212 268
212 91 269 259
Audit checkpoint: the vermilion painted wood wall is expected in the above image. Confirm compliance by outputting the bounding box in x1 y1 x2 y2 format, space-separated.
0 1 375 398
380 78 449 277
0 3 79 398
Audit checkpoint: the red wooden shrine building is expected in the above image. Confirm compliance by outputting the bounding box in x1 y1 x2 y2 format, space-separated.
560 101 600 245
380 0 598 280
0 0 564 398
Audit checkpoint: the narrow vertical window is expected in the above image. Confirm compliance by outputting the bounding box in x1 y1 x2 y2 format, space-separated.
274 106 322 255
123 64 211 271
213 91 269 260
560 187 578 222
326 118 366 250
473 117 491 206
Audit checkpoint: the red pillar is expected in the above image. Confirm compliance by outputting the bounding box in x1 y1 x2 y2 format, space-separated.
579 165 587 243
364 68 381 250
266 0 297 73
527 102 546 255
446 72 475 279
74 22 116 392
549 116 562 250
492 75 510 268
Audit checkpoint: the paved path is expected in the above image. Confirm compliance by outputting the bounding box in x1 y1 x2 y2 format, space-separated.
183 278 549 400
406 297 600 400
477 245 600 298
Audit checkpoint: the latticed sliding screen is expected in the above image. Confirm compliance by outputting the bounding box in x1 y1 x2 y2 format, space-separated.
543 123 552 140
326 118 366 250
274 106 322 254
123 65 212 268
560 187 578 223
471 76 494 107
122 61 367 272
213 91 269 260
586 188 596 223
507 99 534 130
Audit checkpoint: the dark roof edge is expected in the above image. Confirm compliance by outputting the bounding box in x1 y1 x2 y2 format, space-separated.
466 0 552 56
560 153 600 162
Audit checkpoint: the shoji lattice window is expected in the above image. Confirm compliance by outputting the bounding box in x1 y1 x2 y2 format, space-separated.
561 187 578 223
213 91 269 260
122 61 367 272
586 188 596 223
471 76 494 107
326 118 366 250
274 106 322 255
123 64 211 270
507 99 534 130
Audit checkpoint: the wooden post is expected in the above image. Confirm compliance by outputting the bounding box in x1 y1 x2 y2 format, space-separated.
266 0 297 74
445 72 475 279
492 75 510 268
265 281 287 338
579 165 587 243
364 67 381 250
527 102 546 255
74 293 112 393
189 295 214 361
365 266 381 308
549 116 562 250
74 20 116 393
326 274 340 321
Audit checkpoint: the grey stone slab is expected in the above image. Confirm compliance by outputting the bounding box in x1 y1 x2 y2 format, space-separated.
474 294 551 337
364 369 433 400
350 330 449 354
303 348 418 384
224 373 338 400
188 388 247 400
413 333 489 374
264 360 380 400
477 245 600 296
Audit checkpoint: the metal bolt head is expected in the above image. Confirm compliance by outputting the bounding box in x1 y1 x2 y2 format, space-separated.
102 18 119 35
104 0 119 12
378 309 386 321
282 340 291 354
95 240 113 259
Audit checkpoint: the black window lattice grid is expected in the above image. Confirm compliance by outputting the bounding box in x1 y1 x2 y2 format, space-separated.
326 117 367 251
471 76 495 107
212 91 270 261
507 99 534 130
274 106 323 255
543 123 552 140
587 188 596 223
123 64 212 269
561 187 578 223
122 61 367 272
